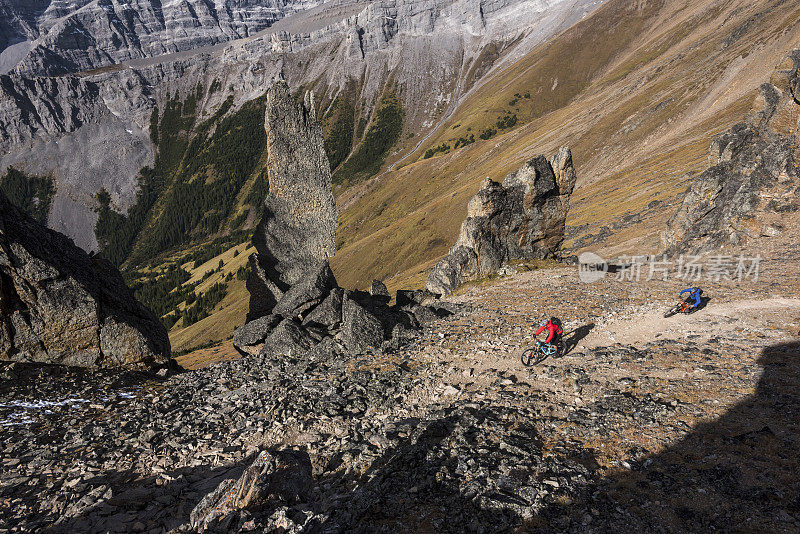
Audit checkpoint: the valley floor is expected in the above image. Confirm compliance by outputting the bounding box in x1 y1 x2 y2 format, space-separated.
2 251 800 532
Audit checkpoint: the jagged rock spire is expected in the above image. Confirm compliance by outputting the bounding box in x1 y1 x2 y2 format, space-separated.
235 81 438 359
246 81 337 321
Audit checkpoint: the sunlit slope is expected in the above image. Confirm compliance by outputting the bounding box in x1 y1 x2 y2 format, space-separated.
331 0 800 290
169 243 254 352
176 0 800 352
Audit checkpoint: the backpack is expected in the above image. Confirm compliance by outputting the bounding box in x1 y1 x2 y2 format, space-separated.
550 317 563 334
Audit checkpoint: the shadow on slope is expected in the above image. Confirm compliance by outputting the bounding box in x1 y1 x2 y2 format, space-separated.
539 340 800 532
314 403 596 532
564 322 595 354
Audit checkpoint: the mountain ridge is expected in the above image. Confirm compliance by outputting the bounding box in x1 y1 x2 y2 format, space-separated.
0 0 600 253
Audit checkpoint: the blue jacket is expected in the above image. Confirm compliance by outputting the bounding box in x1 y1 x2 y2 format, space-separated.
680 287 701 307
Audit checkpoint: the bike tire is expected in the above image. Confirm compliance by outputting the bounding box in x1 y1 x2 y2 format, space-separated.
664 305 680 318
521 348 536 366
521 347 548 367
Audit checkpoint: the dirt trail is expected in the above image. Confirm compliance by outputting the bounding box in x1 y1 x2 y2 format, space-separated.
578 297 800 350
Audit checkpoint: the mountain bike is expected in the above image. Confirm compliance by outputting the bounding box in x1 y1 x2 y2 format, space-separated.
663 300 694 318
521 339 565 366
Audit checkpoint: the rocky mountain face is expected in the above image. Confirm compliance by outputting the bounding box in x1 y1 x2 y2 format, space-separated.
426 146 576 295
0 189 171 369
662 50 800 253
234 81 443 358
0 0 600 254
0 0 317 76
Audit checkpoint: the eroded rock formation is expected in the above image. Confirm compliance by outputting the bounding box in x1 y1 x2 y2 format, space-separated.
0 190 171 369
425 147 577 296
246 83 337 322
661 50 800 253
234 82 439 358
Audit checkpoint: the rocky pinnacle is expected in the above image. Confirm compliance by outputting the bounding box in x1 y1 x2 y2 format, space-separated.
661 50 800 253
426 147 578 296
235 81 444 359
247 82 337 322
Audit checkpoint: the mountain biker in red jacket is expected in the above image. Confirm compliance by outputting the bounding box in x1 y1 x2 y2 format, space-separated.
535 317 563 346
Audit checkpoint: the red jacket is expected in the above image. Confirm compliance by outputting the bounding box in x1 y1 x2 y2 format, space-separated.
535 321 563 343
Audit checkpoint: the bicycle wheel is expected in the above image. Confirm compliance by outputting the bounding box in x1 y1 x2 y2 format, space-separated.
521 347 548 366
664 305 680 318
521 348 536 366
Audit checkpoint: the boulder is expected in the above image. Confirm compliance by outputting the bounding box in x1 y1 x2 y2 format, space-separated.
369 279 391 303
259 319 317 358
341 291 385 354
232 314 282 356
0 190 171 369
302 287 344 330
425 246 478 297
396 289 430 308
273 260 337 319
190 449 313 533
234 82 441 359
662 51 800 253
425 147 577 295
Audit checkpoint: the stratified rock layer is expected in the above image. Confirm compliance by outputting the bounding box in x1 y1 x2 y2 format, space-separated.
661 50 800 253
0 190 170 369
426 147 577 296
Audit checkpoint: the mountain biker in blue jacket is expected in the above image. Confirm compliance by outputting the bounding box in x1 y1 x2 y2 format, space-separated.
679 287 703 310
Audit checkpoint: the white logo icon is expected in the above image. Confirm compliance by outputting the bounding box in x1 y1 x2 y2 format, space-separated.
578 252 608 283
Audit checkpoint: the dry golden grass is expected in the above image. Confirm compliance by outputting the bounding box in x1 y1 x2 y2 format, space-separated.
331 0 800 289
168 243 254 352
175 339 242 370
182 243 253 288
169 278 250 352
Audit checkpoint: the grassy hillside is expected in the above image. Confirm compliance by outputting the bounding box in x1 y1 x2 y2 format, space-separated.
414 0 664 161
93 87 268 269
331 90 404 187
330 0 800 292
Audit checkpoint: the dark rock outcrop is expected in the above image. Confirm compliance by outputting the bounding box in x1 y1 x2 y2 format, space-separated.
189 449 313 533
662 50 800 253
234 82 439 359
0 190 171 369
426 147 577 296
